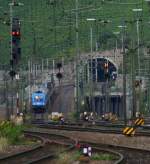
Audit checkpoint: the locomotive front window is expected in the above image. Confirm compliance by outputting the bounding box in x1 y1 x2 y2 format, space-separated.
34 96 43 101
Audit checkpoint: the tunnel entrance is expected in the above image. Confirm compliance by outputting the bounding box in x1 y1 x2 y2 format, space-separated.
86 94 123 117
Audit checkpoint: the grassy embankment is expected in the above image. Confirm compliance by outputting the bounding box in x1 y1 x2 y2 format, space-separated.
0 0 149 65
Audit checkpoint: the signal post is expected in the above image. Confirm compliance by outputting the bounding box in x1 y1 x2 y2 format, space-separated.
9 1 23 117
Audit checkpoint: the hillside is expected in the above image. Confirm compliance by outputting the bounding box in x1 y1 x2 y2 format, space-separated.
0 0 149 64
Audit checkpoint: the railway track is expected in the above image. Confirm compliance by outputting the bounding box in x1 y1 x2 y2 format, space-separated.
81 142 150 164
29 129 150 164
0 129 124 164
26 129 150 163
0 132 75 164
35 123 150 137
32 118 150 129
0 127 149 163
28 125 150 163
32 119 125 127
26 131 125 164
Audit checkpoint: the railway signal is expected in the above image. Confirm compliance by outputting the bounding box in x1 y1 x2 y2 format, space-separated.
9 70 16 77
104 62 109 80
8 1 23 118
56 62 63 84
56 62 62 69
56 62 62 71
82 145 92 157
56 72 63 79
104 62 109 72
11 17 21 65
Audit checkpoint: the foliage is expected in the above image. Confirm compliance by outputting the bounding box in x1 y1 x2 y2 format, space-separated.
0 121 23 144
57 153 73 164
53 151 118 163
0 0 148 64
91 153 117 161
72 150 82 160
68 111 79 121
56 151 81 164
0 137 9 152
78 155 90 163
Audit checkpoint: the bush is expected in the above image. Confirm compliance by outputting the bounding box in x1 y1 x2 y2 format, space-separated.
57 153 73 164
91 153 117 161
72 151 82 160
79 155 90 162
0 121 23 144
68 112 79 121
0 137 9 152
14 116 23 125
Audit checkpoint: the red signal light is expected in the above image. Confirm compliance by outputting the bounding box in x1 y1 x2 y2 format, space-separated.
16 31 20 36
12 31 16 36
11 31 20 36
76 143 81 149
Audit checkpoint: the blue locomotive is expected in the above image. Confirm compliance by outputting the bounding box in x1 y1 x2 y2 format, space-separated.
31 85 50 113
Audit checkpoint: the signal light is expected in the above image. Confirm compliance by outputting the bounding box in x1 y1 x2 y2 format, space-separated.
16 31 20 36
12 31 20 36
104 63 108 69
56 72 63 79
9 70 16 77
104 62 109 75
12 31 16 35
11 17 21 65
56 63 62 69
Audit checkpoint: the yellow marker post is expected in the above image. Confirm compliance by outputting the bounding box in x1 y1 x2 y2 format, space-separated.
123 127 130 134
134 118 140 125
123 127 136 136
134 118 144 126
